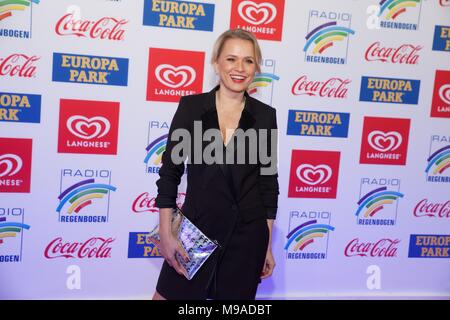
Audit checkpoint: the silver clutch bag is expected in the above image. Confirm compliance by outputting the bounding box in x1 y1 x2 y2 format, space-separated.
147 207 219 280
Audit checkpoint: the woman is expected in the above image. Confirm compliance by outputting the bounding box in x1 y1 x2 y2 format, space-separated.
153 29 279 300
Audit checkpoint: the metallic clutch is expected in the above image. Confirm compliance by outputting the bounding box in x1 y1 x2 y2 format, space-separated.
147 207 219 280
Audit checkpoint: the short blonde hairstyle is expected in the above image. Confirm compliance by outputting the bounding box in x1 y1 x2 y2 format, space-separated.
211 28 262 73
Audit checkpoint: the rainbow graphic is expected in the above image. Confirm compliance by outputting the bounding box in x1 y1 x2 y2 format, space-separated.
378 0 421 20
0 217 30 245
0 0 40 21
356 187 404 218
248 73 280 95
303 21 355 54
145 134 168 166
284 220 334 251
426 145 450 175
56 179 117 214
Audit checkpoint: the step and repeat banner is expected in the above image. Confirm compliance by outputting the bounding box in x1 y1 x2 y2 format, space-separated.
0 0 449 299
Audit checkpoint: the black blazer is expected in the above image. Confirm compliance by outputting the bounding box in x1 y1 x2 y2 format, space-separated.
155 86 279 243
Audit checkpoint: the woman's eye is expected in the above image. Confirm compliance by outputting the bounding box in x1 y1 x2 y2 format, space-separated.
246 59 254 64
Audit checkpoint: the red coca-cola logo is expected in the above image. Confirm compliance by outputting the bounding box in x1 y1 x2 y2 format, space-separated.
365 42 422 64
414 199 450 218
291 75 350 99
132 192 186 213
44 237 114 259
55 13 128 40
0 54 39 78
344 238 400 257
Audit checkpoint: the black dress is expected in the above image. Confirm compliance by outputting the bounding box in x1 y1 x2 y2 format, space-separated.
154 86 279 300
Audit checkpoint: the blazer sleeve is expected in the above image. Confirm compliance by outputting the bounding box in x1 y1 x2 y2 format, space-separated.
155 96 190 208
258 108 279 219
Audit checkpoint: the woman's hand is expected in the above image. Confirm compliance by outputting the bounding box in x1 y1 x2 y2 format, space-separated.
260 248 275 279
159 231 190 278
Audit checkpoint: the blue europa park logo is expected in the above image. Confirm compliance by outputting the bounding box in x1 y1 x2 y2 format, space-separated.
409 234 450 258
285 210 335 260
143 0 215 31
0 0 40 39
0 92 41 123
355 178 404 226
56 169 117 223
248 59 279 106
286 109 350 138
303 10 355 65
0 208 31 263
128 232 162 258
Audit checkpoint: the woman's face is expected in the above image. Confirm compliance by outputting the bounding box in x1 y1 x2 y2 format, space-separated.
214 38 257 95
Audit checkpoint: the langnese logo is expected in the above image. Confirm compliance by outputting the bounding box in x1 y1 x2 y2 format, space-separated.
0 208 30 263
58 99 119 155
44 236 115 259
0 138 32 193
426 135 450 183
0 0 40 39
303 10 355 65
230 0 285 41
430 70 450 118
360 116 411 166
292 75 351 99
356 178 403 226
408 235 450 258
0 54 39 78
52 52 129 86
128 232 162 258
285 211 334 260
288 150 340 199
145 120 170 174
0 92 41 123
56 169 117 223
432 25 449 52
376 0 423 31
55 13 128 40
147 48 204 102
143 0 215 32
360 76 420 105
286 110 350 138
365 41 422 65
248 59 279 105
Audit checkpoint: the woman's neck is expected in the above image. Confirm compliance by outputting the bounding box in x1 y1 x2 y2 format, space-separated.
216 86 245 110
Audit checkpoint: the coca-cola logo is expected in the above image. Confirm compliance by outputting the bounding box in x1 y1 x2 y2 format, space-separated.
55 13 128 40
368 130 402 152
344 238 400 257
132 192 186 213
238 1 277 25
292 75 350 98
439 84 450 104
44 237 115 259
414 199 450 218
365 42 422 64
0 154 22 177
0 54 39 78
155 64 196 88
67 115 110 140
296 164 332 186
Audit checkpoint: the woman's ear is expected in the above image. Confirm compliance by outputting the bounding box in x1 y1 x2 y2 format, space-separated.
213 61 219 74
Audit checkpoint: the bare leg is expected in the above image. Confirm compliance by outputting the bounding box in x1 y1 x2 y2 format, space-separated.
152 290 166 300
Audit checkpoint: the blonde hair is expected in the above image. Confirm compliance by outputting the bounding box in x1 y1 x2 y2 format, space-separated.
211 28 262 73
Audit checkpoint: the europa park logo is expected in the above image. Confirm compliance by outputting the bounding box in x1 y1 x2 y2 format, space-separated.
230 0 285 41
58 99 120 155
147 48 204 102
0 138 32 193
288 150 340 199
0 0 40 39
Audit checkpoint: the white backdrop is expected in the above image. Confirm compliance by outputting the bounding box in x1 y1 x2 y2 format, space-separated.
0 0 449 299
